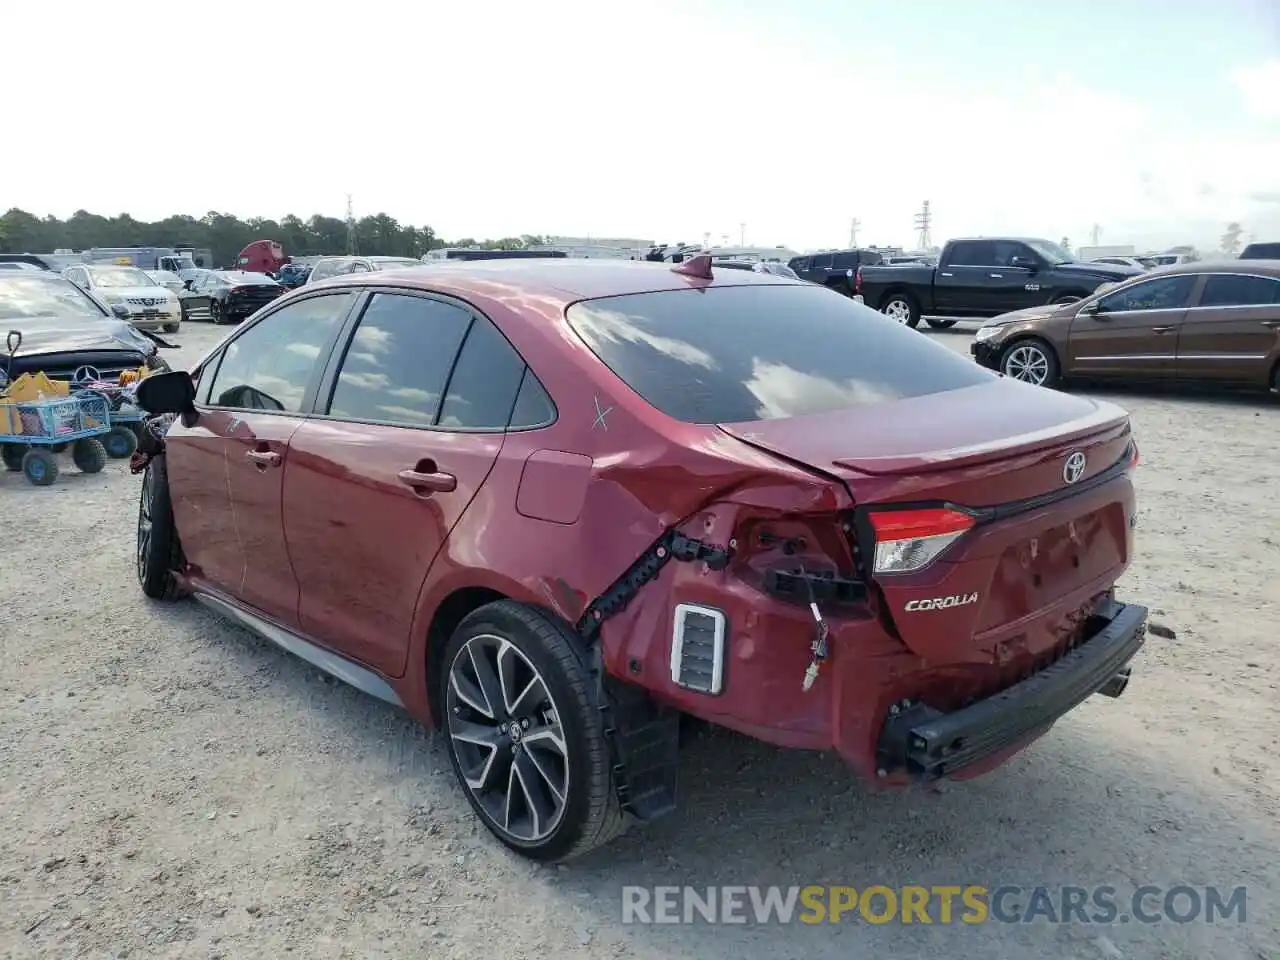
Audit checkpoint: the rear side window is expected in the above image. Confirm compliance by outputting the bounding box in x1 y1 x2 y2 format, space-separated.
565 284 993 424
437 315 526 429
326 293 471 426
1198 274 1280 307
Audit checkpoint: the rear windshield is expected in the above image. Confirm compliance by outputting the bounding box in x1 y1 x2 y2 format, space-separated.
1241 243 1280 259
566 284 993 423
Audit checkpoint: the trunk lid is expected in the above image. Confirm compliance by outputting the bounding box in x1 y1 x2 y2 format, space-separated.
718 379 1135 662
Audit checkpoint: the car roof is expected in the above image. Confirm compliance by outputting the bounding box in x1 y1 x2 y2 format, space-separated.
1149 259 1280 277
306 257 796 306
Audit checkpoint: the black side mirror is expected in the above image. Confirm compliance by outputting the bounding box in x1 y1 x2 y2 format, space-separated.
111 303 131 320
135 370 197 415
1080 301 1102 316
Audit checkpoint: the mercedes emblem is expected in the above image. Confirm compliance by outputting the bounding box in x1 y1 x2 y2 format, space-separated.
72 365 102 384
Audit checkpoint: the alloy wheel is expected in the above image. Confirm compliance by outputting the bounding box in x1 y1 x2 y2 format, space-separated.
1003 344 1050 384
445 634 569 843
884 299 913 323
137 466 154 582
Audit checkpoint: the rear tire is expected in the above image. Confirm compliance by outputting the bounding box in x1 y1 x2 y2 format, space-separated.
1000 337 1061 388
137 455 185 600
440 600 625 862
209 300 225 325
103 426 139 459
925 317 958 329
1 444 25 472
73 438 107 474
881 292 921 328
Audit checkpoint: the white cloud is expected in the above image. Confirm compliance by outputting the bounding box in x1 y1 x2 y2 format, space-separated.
1232 60 1280 120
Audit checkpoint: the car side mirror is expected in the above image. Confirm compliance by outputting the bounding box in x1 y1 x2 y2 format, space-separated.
1080 301 1103 316
110 303 131 320
135 370 197 416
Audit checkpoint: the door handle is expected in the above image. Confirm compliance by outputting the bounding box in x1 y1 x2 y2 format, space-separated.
398 464 457 494
940 272 954 277
245 449 281 467
989 273 1004 279
1260 319 1280 329
1150 325 1175 334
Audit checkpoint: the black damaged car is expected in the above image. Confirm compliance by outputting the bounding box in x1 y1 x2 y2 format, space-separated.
180 270 285 325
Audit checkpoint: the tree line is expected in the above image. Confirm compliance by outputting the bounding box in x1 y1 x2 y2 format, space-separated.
0 207 547 267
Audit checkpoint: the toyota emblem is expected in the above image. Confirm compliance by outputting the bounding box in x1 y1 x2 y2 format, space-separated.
1063 451 1087 485
72 365 102 385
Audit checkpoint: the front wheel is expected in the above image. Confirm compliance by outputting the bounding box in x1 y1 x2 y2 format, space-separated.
72 437 107 474
137 455 185 600
440 601 625 862
162 323 180 334
881 293 921 328
209 300 225 325
1051 295 1083 305
1000 338 1060 388
22 448 58 486
925 317 958 329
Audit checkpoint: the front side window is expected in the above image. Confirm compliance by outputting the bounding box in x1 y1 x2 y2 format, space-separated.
566 283 993 424
1197 274 1280 307
1097 275 1196 313
205 293 353 412
326 293 471 426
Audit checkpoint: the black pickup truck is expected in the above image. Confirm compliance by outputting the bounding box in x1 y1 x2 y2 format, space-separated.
854 237 1142 329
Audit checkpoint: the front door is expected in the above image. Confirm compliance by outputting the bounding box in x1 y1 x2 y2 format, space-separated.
284 292 526 677
167 291 356 624
1175 273 1280 384
1067 273 1198 380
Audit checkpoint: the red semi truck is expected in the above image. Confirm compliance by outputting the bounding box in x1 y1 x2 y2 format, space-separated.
235 239 287 274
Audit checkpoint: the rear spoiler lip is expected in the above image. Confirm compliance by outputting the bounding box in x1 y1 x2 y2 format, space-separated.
830 407 1131 477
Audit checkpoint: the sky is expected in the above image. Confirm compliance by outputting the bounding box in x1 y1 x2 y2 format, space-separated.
5 0 1279 253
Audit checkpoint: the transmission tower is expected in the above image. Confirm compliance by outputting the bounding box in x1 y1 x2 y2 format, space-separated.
1090 224 1102 246
848 217 861 247
913 201 932 250
345 194 358 255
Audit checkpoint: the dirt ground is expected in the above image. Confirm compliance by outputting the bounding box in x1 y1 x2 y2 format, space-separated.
1 321 1276 960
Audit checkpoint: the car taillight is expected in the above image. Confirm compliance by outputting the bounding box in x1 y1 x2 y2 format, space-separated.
1127 439 1140 469
854 267 863 294
868 507 975 575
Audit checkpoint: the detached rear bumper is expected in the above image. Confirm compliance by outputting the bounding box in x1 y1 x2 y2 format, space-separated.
876 598 1147 780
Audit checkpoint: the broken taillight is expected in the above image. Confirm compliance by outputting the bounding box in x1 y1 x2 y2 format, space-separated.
868 507 976 575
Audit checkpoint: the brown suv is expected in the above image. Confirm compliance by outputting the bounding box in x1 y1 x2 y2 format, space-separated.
971 260 1280 393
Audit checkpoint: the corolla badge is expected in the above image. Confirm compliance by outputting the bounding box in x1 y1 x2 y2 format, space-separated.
1063 451 1087 484
72 365 102 384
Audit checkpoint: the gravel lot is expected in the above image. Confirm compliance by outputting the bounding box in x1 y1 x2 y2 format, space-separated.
1 320 1277 960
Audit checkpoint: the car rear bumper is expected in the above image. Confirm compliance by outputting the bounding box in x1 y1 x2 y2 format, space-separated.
874 597 1147 779
971 340 1000 370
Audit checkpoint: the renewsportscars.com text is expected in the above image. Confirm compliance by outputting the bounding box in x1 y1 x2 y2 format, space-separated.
621 885 1248 926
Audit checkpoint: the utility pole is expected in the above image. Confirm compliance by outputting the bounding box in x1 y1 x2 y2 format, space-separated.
739 223 746 246
1090 223 1102 247
345 194 357 255
913 201 932 251
848 217 861 248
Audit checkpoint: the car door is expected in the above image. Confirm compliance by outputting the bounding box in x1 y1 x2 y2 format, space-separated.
282 290 521 677
164 291 357 624
1175 272 1280 384
933 240 998 317
988 240 1043 312
1067 273 1198 379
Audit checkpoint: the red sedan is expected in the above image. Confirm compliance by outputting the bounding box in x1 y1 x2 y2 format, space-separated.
132 256 1148 860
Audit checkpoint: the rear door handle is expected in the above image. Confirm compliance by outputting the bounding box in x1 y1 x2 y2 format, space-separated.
989 273 1004 279
1260 319 1280 329
398 463 457 494
245 449 281 467
1151 326 1176 334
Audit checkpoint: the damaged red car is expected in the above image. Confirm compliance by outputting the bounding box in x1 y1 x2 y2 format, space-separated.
132 256 1148 861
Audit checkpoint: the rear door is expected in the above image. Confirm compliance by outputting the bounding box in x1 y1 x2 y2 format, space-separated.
1174 272 1280 385
1067 273 1198 379
933 240 998 317
166 291 356 624
282 290 520 677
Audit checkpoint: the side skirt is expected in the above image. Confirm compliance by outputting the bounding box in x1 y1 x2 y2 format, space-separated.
192 591 405 709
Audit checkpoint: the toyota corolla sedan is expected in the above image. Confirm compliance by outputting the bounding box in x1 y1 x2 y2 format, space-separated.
131 257 1149 861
